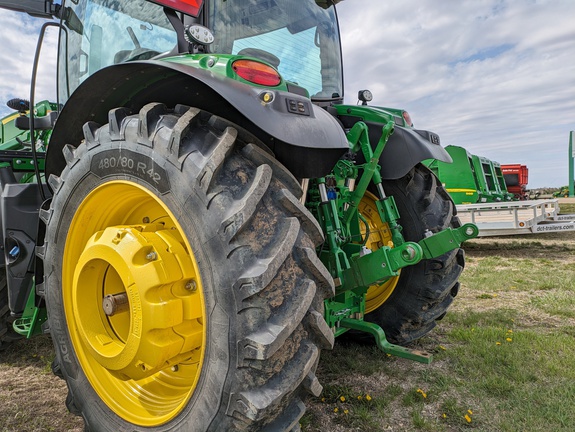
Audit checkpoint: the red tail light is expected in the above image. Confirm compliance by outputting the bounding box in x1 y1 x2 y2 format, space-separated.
151 0 203 17
402 111 413 126
232 60 281 87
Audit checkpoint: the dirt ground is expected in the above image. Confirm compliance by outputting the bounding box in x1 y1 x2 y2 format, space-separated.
0 336 83 432
1 228 574 431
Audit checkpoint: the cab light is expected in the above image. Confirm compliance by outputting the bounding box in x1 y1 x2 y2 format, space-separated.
151 0 203 17
232 60 281 87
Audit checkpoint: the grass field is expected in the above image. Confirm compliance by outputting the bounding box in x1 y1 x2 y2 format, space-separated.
1 205 574 431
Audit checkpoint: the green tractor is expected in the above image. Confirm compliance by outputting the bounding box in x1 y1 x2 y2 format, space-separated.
0 0 477 430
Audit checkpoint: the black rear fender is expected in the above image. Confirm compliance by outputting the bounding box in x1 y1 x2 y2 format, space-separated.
46 61 349 180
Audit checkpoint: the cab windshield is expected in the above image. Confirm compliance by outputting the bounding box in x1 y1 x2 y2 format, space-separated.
208 0 343 100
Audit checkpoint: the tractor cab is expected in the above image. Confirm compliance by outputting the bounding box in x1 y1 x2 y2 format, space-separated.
8 0 345 107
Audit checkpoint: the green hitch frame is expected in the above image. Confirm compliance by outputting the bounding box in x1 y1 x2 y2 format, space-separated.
12 282 47 338
309 120 480 364
343 121 392 229
420 223 480 259
340 318 432 364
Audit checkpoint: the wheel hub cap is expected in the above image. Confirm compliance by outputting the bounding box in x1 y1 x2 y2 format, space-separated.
74 224 202 381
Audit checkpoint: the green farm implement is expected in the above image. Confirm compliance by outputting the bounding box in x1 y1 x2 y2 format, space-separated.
0 1 478 430
426 144 513 204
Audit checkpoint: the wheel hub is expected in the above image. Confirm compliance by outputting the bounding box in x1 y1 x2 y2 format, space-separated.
73 224 203 381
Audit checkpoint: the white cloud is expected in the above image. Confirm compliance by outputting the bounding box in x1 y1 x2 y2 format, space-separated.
1 1 573 188
337 0 575 188
0 11 58 118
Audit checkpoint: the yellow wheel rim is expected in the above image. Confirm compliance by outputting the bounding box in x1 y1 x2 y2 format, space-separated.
359 192 400 314
62 181 206 426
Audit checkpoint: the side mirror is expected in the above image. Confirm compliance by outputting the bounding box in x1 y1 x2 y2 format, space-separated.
15 112 58 131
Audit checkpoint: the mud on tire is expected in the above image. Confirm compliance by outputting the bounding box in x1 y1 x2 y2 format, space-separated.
43 103 334 431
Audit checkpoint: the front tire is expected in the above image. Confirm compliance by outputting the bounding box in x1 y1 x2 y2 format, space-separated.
363 164 465 344
43 104 334 431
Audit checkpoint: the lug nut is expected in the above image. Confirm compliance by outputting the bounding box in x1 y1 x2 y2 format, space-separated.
185 280 197 291
146 251 157 261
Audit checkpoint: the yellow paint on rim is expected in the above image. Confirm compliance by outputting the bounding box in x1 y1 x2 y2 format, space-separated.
359 192 400 314
62 181 206 427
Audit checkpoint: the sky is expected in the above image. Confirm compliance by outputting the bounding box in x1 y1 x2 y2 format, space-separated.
0 0 574 188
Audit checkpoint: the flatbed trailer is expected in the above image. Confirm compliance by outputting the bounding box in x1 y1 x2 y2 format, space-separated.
456 199 575 236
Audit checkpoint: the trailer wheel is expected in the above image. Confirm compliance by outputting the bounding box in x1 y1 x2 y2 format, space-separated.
43 103 334 431
361 164 464 345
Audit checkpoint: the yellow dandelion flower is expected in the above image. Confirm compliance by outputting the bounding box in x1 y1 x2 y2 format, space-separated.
506 337 512 342
386 354 392 357
357 395 363 401
464 414 472 423
321 397 326 402
439 345 446 350
442 413 447 419
467 409 473 415
416 389 427 398
366 394 372 401
344 409 349 415
507 329 513 333
496 341 501 346
334 407 339 413
340 396 346 402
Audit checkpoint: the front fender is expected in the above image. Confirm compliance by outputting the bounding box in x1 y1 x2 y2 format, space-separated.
336 106 452 180
46 60 349 180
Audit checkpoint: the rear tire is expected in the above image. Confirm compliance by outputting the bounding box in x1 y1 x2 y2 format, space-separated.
364 164 465 344
43 103 334 431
